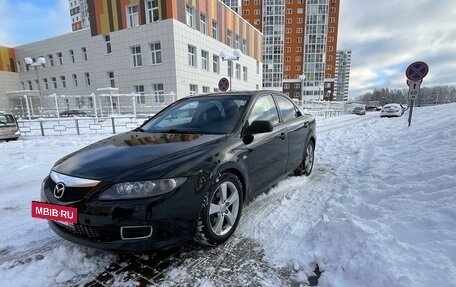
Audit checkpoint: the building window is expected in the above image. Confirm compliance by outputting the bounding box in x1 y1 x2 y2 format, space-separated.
213 55 219 73
243 66 247 81
146 0 159 23
152 83 164 102
286 28 292 34
212 20 218 39
84 72 91 86
189 84 198 95
48 54 54 67
284 65 290 71
69 50 75 63
27 80 32 90
149 42 162 64
43 78 49 89
188 45 196 67
61 76 66 88
81 47 87 61
330 17 335 23
200 13 207 34
186 5 195 28
254 19 260 25
72 74 78 87
131 45 142 67
134 85 145 104
328 37 334 42
254 9 260 15
201 50 209 71
286 18 292 24
242 39 247 53
108 71 115 87
235 63 241 79
284 83 290 89
235 35 240 49
104 35 112 54
226 30 232 47
57 52 63 65
127 5 139 27
51 77 57 89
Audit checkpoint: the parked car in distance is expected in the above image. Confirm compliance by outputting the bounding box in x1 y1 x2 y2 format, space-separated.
380 103 404 117
38 91 317 251
0 113 21 141
59 109 91 117
352 107 366 115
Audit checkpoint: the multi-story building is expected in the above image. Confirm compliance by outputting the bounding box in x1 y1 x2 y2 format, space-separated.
69 0 90 31
241 0 341 101
221 0 241 13
1 0 262 116
334 50 351 101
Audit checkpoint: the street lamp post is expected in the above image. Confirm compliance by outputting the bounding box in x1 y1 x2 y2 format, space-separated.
220 49 242 91
24 57 46 113
299 74 306 105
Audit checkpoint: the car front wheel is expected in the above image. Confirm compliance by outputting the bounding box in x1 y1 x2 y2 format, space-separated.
195 173 243 245
294 140 315 176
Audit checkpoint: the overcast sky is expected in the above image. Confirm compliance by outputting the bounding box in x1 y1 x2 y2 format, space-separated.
1 0 455 99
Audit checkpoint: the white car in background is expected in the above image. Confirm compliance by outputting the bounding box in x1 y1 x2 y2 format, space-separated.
380 103 404 117
0 113 21 141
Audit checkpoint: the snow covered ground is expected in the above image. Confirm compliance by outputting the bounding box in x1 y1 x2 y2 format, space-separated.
0 103 455 286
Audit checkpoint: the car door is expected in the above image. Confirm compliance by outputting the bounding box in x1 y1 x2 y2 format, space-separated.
273 95 309 173
245 95 288 197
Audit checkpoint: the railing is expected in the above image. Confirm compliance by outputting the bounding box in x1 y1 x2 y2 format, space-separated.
18 116 148 137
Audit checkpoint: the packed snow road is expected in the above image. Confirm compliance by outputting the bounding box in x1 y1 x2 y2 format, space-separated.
1 105 455 287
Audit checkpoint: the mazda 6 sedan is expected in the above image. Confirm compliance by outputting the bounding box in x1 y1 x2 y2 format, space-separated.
40 91 316 251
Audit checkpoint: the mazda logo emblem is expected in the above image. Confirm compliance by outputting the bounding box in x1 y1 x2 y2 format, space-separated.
54 182 66 199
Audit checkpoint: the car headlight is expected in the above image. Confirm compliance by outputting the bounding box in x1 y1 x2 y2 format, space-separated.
99 177 187 200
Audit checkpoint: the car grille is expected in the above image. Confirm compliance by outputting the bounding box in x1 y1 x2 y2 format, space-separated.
48 178 93 202
53 222 119 242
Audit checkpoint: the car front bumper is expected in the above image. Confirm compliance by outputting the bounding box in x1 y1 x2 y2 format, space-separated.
41 176 208 251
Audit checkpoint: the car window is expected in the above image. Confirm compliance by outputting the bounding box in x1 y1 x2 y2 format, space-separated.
275 95 299 122
248 95 280 125
0 114 15 124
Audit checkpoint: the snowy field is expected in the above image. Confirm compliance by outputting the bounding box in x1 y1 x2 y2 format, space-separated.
0 103 455 286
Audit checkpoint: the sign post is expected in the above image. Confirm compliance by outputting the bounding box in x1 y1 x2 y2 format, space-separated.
405 61 429 126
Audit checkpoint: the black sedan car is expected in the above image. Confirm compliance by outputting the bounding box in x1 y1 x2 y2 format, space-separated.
40 91 316 251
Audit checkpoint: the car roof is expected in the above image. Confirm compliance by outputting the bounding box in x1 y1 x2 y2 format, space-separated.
188 90 291 100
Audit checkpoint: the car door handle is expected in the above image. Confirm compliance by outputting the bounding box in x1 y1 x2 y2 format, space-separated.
304 122 309 128
279 132 287 140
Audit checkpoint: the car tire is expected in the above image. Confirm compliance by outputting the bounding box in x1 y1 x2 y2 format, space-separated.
195 173 243 246
294 140 315 176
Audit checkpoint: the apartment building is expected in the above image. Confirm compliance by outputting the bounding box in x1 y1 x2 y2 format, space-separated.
334 50 351 101
2 0 263 116
69 0 90 31
241 0 341 101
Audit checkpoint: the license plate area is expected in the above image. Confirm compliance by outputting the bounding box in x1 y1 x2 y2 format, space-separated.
32 201 78 224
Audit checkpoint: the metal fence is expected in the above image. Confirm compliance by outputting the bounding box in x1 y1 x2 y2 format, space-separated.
17 116 149 137
8 92 179 120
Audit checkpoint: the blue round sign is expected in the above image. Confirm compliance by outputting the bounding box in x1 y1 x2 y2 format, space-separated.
218 77 230 92
406 61 429 81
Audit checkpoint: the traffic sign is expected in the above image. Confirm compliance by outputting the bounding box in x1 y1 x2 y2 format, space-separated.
218 77 230 92
406 61 429 81
408 80 421 100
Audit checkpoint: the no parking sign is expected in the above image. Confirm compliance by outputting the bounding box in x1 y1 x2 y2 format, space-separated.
405 61 429 126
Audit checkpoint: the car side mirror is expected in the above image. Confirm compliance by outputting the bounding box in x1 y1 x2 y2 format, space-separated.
249 120 273 134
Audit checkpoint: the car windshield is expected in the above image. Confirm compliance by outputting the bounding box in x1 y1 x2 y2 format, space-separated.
141 96 250 134
0 114 15 125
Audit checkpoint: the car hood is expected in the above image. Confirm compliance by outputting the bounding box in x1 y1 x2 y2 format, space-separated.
52 131 226 181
